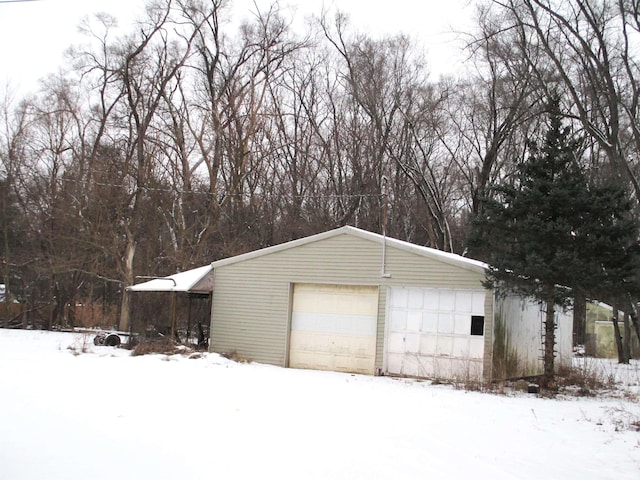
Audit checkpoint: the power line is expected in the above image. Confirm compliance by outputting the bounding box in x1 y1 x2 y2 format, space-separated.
0 1 42 3
54 176 384 200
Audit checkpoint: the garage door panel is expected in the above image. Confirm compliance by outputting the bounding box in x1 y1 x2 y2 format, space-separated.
331 334 373 355
386 287 486 380
291 351 332 370
436 336 454 356
334 353 375 373
452 337 470 357
292 313 376 336
391 288 408 308
438 314 454 334
421 313 437 333
387 332 406 352
290 284 378 375
423 290 439 309
390 309 407 330
419 334 437 353
407 311 422 331
439 291 456 311
388 353 435 378
454 315 471 335
408 288 424 309
289 331 334 352
472 293 485 315
404 333 420 353
385 352 404 375
469 337 484 359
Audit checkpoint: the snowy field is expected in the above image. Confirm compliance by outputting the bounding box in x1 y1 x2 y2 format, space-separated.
0 329 638 480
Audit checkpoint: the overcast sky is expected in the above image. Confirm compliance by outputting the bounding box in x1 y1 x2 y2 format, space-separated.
0 0 475 94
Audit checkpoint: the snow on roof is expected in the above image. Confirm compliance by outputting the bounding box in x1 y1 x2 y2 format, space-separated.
127 265 213 292
210 225 487 273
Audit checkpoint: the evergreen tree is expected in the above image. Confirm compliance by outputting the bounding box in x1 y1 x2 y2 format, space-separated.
471 97 640 382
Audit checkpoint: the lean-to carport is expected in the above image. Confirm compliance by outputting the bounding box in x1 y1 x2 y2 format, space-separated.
126 265 214 346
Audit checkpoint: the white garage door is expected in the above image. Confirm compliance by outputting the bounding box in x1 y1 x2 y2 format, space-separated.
289 284 378 375
385 287 486 380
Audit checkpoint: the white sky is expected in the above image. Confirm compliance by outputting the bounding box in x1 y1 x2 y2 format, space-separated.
0 0 475 94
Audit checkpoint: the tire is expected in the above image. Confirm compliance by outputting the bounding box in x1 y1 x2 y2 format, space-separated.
104 334 121 347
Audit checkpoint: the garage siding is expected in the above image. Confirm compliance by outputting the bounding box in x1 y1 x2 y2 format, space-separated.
210 232 492 376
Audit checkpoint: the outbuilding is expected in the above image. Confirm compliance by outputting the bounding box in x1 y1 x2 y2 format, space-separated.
208 226 572 381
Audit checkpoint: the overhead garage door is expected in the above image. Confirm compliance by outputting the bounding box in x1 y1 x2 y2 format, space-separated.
289 284 378 375
385 287 486 380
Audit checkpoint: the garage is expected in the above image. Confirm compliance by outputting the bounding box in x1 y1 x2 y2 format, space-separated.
385 287 486 380
208 226 572 381
289 283 378 375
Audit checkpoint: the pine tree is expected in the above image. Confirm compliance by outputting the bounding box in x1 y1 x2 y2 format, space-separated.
471 96 640 383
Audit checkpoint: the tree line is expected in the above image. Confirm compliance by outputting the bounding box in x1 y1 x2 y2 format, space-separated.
1 0 639 342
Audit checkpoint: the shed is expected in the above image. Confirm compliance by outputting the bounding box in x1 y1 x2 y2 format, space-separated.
585 302 640 358
208 226 572 381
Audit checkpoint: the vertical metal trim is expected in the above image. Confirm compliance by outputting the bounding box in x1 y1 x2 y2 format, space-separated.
284 282 294 368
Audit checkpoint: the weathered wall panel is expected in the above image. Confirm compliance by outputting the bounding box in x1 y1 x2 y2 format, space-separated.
493 295 572 379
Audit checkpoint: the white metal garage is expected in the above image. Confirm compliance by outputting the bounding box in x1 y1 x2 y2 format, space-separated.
209 226 573 381
289 283 378 375
385 287 486 380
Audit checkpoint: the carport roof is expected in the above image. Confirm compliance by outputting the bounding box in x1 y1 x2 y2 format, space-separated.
127 265 213 293
210 225 488 274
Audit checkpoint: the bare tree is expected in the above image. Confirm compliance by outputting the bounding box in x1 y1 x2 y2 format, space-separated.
321 14 463 250
486 0 640 202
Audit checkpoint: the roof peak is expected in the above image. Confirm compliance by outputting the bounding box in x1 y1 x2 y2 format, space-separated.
210 225 486 273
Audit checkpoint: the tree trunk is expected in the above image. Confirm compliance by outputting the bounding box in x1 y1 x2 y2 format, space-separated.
118 237 136 332
611 306 628 364
631 313 640 350
170 292 178 342
572 290 586 346
119 290 131 332
623 312 631 363
543 298 556 386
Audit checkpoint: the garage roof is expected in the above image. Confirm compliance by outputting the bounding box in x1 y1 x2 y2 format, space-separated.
210 226 488 273
127 265 213 292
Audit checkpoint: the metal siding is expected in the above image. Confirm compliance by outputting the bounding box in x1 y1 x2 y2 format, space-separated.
210 233 492 373
491 295 573 379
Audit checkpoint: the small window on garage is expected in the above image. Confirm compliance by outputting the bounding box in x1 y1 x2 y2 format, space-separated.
470 316 484 336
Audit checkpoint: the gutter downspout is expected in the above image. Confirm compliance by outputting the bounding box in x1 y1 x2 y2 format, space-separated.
381 176 391 278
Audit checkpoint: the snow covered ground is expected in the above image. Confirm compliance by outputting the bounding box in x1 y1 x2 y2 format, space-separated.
0 329 638 480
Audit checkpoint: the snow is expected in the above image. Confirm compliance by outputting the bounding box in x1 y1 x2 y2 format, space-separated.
1 329 638 480
127 265 212 292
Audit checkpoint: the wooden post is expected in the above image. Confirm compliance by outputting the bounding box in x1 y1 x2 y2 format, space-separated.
170 292 177 342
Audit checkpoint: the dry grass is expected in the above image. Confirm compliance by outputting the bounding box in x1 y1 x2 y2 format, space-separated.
220 350 252 363
66 333 92 356
131 339 192 357
554 365 613 396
